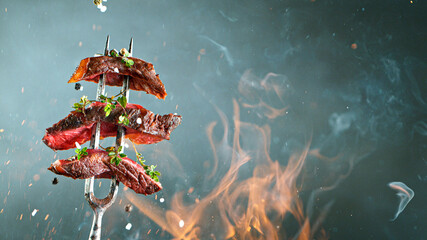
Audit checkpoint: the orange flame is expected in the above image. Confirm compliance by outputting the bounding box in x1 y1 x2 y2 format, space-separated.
125 97 327 239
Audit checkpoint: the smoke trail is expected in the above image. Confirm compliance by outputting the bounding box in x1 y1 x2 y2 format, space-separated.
388 182 414 221
199 35 234 67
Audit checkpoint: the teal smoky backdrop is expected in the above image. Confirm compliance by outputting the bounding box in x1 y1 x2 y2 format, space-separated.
0 0 426 239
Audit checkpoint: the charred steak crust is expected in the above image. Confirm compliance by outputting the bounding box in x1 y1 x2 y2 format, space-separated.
43 102 182 150
68 56 167 99
48 149 162 195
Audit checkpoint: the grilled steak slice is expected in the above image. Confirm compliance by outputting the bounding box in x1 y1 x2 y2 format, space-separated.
42 102 182 150
48 149 162 195
68 56 167 99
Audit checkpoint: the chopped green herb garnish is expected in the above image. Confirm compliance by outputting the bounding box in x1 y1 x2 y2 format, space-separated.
118 114 130 126
131 142 161 182
125 59 134 67
72 96 92 115
75 147 88 160
109 48 133 67
105 145 126 166
117 95 127 109
120 48 130 57
146 165 161 182
110 49 119 57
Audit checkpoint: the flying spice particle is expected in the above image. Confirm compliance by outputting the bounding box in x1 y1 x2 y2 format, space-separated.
52 178 58 185
44 214 49 221
124 204 133 212
75 83 82 91
351 43 358 49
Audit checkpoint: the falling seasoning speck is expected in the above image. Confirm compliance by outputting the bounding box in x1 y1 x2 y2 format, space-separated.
20 214 23 220
21 87 24 93
0 129 4 133
78 41 83 47
125 223 132 230
124 204 133 212
351 43 358 49
52 178 58 185
179 220 184 228
147 229 151 235
32 209 39 216
21 120 25 126
75 83 82 91
44 214 49 221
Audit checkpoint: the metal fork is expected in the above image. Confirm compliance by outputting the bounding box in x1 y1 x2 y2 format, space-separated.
84 35 133 240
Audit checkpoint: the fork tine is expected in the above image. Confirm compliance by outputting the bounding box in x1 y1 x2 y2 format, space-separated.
128 37 133 56
104 35 110 56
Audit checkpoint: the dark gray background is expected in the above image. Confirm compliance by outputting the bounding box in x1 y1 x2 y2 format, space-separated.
0 0 426 239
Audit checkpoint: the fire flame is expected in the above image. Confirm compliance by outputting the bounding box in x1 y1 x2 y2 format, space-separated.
125 97 327 239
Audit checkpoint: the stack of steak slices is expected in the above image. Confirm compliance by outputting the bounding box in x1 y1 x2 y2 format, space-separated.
44 55 182 195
